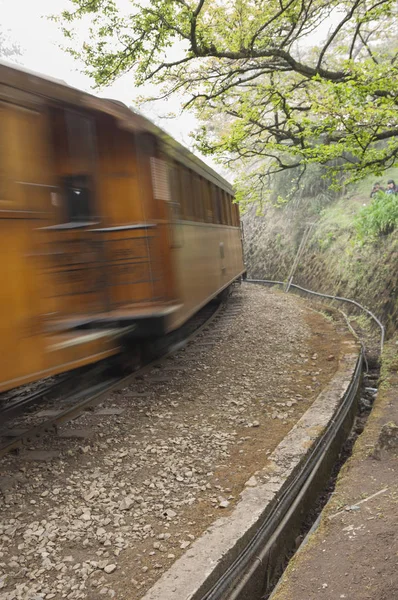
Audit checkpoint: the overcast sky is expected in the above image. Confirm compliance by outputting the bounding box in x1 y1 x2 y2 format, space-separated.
1 0 337 179
1 0 212 165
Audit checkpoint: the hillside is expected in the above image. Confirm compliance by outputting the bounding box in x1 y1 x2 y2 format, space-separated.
243 169 398 338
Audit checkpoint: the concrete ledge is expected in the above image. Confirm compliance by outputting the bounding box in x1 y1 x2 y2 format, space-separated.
269 338 398 600
142 339 360 600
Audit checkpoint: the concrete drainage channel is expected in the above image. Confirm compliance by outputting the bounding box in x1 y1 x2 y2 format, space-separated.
142 330 363 600
267 363 380 600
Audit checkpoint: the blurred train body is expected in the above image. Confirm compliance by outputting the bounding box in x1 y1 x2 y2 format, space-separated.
0 63 245 394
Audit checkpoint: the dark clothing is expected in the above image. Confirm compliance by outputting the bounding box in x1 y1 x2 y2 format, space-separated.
370 185 384 198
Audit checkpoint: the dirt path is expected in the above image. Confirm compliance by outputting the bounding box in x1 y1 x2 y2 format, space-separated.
0 284 351 600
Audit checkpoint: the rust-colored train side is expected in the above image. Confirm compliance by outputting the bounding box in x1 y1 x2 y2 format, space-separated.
0 63 245 394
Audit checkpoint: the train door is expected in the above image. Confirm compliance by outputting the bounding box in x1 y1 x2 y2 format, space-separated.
0 99 57 390
167 159 184 250
44 108 107 324
148 150 178 303
95 124 176 310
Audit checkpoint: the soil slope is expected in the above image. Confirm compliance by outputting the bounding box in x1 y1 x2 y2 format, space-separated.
243 170 398 337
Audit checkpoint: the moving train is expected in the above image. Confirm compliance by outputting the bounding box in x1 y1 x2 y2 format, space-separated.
0 62 245 395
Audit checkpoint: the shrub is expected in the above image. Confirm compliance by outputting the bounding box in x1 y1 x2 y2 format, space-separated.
355 192 398 242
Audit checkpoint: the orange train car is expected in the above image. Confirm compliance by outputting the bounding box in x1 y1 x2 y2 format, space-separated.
0 62 245 394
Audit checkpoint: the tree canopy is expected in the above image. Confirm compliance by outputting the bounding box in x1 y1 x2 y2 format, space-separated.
60 0 398 203
0 29 20 60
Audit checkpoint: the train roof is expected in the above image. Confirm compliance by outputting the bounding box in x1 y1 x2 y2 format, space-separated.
0 61 234 194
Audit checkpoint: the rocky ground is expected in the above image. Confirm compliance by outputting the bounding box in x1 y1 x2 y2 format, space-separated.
271 337 398 600
0 284 349 600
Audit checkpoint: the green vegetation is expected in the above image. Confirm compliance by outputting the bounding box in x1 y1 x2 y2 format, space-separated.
348 314 373 333
58 1 398 207
244 166 398 337
379 336 398 392
355 193 398 242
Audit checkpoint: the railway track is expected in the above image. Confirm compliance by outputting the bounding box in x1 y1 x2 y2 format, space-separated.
0 298 225 460
0 375 70 423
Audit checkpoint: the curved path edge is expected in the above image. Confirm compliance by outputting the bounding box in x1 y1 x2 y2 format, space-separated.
269 338 398 600
141 336 361 600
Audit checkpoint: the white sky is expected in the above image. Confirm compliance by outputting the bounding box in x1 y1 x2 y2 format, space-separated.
1 0 214 166
1 0 336 178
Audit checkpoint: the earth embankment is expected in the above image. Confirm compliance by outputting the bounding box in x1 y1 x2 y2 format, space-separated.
243 174 398 337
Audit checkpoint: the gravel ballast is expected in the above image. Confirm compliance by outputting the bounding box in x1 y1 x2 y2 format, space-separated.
0 284 351 600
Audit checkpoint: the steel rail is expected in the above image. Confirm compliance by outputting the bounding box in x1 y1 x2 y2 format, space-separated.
0 300 225 459
200 352 363 600
0 377 69 423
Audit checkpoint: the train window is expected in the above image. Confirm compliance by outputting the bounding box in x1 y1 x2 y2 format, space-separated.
181 167 194 220
52 109 98 223
220 189 227 224
177 166 186 218
199 177 206 222
224 191 232 225
210 184 218 224
230 196 234 225
228 195 233 225
233 201 240 226
191 173 198 221
213 186 222 224
63 174 93 222
150 157 171 202
220 191 225 224
173 163 185 219
203 180 213 223
192 174 204 221
231 199 236 226
169 162 181 220
167 161 183 247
